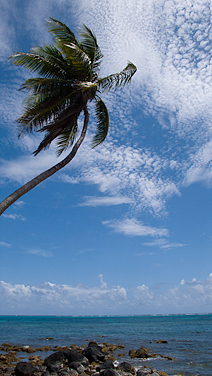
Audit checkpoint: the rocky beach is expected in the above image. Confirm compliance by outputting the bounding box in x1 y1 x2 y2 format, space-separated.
0 341 175 376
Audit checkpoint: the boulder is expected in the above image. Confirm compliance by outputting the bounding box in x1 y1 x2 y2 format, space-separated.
46 363 62 373
116 362 135 375
43 351 64 372
63 349 88 366
82 344 105 363
43 351 64 366
15 362 36 376
100 369 120 376
58 367 78 376
96 360 114 372
68 362 85 373
136 370 152 376
41 372 50 376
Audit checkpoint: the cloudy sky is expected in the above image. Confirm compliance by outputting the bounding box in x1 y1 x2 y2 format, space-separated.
1 0 212 315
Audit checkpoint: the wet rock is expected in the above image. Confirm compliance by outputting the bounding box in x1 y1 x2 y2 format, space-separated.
48 363 63 373
99 369 120 376
15 362 37 376
63 350 88 367
129 347 151 359
136 370 152 376
4 367 14 376
0 351 19 367
58 367 75 376
68 370 79 376
156 341 167 344
22 347 36 353
68 362 85 373
28 355 43 367
116 362 135 375
41 372 50 376
82 344 105 363
101 344 124 354
96 360 114 372
43 351 64 367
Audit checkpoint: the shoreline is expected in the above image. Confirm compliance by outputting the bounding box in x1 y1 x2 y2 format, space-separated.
0 341 177 376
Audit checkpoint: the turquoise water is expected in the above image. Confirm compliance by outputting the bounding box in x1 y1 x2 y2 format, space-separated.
0 315 212 376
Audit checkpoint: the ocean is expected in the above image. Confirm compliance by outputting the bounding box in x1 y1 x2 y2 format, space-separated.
0 315 211 376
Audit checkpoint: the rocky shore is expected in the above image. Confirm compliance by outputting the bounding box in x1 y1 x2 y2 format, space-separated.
0 341 175 376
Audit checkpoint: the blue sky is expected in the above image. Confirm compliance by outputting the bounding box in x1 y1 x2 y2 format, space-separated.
1 0 212 315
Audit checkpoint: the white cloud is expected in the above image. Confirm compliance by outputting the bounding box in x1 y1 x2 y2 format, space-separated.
0 277 128 314
184 140 212 186
143 238 187 250
0 241 11 247
2 213 26 221
13 200 25 208
98 274 108 289
79 196 134 207
103 218 169 238
1 273 212 314
0 139 180 215
58 140 180 214
27 249 53 258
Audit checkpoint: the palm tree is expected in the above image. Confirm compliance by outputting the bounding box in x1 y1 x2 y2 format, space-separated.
0 18 137 215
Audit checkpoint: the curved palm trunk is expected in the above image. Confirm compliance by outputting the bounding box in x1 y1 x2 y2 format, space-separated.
0 107 89 216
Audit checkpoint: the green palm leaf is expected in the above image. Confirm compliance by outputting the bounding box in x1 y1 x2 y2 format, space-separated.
92 98 109 148
98 61 137 92
9 45 71 79
20 77 76 94
79 25 103 72
47 18 80 52
64 43 91 78
17 87 82 135
56 120 78 156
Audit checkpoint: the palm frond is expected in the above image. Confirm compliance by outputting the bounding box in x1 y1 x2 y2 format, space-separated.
98 61 137 92
20 77 76 94
47 17 80 53
9 45 72 79
92 97 109 148
64 43 92 79
79 25 103 69
33 110 81 155
56 120 78 156
17 87 82 134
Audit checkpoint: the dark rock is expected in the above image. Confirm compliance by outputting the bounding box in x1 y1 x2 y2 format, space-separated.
82 344 105 363
96 360 114 372
68 370 78 376
100 369 120 376
136 370 152 376
43 351 64 368
117 362 135 374
156 340 167 344
68 362 85 373
46 364 62 373
58 367 70 375
4 367 15 376
39 366 47 372
15 362 37 376
63 349 88 366
41 372 50 376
